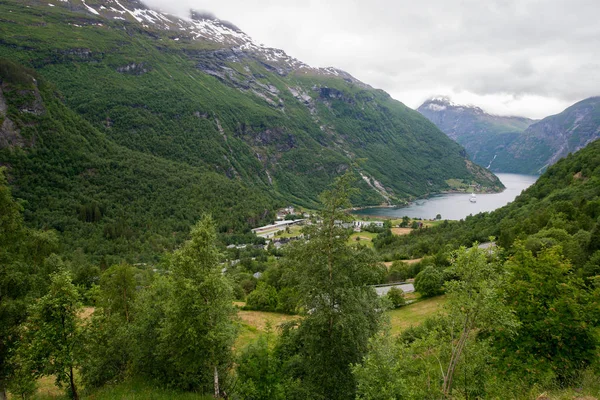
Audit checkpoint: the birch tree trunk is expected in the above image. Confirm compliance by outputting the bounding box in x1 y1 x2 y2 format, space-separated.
214 366 219 398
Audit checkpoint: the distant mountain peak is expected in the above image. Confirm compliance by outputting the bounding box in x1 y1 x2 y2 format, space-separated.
421 97 486 115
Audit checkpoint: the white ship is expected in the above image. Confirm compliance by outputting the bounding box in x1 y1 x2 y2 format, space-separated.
470 193 477 203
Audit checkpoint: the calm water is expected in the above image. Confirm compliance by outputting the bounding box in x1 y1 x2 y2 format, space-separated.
353 173 538 221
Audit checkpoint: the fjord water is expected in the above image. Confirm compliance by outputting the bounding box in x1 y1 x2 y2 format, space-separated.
353 173 538 220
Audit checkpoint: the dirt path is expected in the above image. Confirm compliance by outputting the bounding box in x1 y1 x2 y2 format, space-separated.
391 228 413 236
384 258 423 268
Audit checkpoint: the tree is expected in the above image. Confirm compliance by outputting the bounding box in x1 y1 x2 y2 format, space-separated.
436 214 442 220
277 173 386 400
493 244 599 384
235 328 286 400
0 168 57 399
386 287 406 308
97 263 140 322
157 215 237 395
439 245 518 397
354 246 518 400
414 266 443 297
353 333 407 400
246 282 279 311
18 270 83 400
0 168 28 400
387 261 413 282
80 264 145 388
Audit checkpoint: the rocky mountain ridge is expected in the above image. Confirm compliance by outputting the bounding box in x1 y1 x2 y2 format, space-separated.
418 96 600 174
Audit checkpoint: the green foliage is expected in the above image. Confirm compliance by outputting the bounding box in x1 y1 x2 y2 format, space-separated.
18 270 83 399
155 216 237 393
80 311 134 389
387 260 415 282
386 287 406 308
414 266 443 297
353 334 407 400
80 264 147 389
0 167 61 396
246 282 279 312
235 332 287 400
355 246 518 399
276 174 386 400
492 244 599 383
97 264 143 321
275 287 300 314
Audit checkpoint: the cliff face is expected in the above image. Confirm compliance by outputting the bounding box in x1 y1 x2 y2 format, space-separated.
514 97 600 173
419 96 600 174
418 97 535 172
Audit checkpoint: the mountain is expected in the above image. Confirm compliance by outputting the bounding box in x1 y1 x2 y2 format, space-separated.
512 96 600 173
419 96 600 175
0 0 502 262
417 97 535 171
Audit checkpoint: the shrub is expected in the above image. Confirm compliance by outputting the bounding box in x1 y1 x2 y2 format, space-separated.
414 266 443 297
246 282 278 311
386 287 406 308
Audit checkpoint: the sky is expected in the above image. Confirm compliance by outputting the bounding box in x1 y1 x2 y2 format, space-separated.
143 0 600 119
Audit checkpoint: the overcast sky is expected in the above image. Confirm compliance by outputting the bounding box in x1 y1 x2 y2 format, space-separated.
144 0 600 119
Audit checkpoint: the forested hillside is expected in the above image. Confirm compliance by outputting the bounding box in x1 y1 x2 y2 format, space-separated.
0 0 501 261
376 138 600 279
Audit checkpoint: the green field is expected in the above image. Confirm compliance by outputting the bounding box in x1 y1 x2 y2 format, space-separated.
273 225 304 239
387 296 446 335
347 231 378 248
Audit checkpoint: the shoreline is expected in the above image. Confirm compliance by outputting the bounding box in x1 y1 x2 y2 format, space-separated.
350 186 506 214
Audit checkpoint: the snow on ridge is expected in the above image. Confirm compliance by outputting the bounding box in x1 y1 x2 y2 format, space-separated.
81 0 99 15
427 103 447 112
68 1 347 78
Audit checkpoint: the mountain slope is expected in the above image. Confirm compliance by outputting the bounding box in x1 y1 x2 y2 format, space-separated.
510 96 600 173
419 97 600 175
0 0 502 261
376 137 600 277
417 97 535 171
0 59 276 263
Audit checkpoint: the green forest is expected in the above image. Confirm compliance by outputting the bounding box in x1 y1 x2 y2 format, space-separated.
1 1 600 399
0 0 502 263
2 138 600 399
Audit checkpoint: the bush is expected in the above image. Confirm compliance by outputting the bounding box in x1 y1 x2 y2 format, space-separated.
246 282 278 311
414 266 443 297
386 287 406 308
276 287 300 314
387 261 412 282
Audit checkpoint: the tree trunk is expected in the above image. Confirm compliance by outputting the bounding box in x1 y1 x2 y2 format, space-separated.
0 388 7 400
69 366 79 400
213 366 219 399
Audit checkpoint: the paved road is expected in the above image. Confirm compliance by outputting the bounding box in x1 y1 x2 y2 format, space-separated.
374 283 415 296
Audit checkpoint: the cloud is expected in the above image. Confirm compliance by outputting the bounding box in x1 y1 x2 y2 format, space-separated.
142 0 600 119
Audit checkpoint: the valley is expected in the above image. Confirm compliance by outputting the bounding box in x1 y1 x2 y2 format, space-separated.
0 1 599 400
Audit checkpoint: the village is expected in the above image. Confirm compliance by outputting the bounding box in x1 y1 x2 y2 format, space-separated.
218 206 429 296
